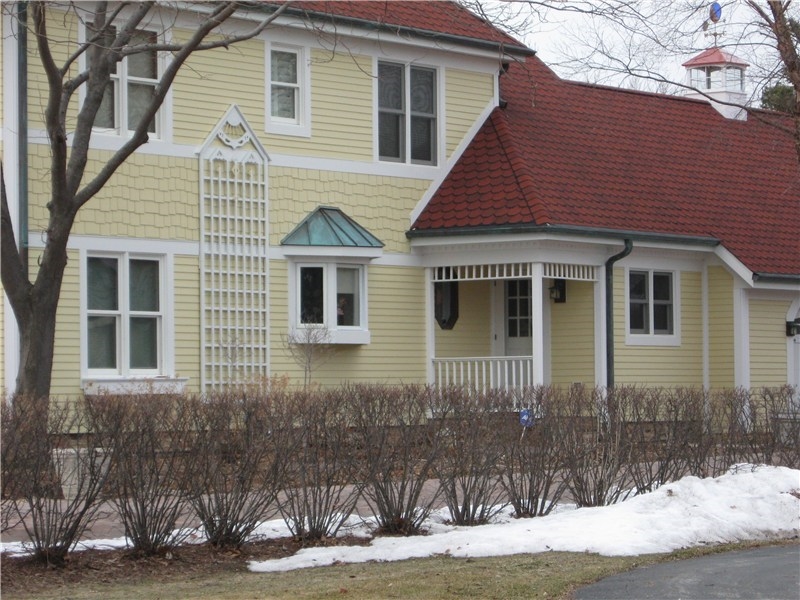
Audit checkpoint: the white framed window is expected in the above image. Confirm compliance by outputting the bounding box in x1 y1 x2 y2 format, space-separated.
626 269 680 346
377 61 437 165
85 253 165 376
87 27 163 137
291 262 369 344
266 44 310 137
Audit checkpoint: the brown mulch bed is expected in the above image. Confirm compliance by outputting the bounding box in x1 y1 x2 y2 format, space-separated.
0 536 370 597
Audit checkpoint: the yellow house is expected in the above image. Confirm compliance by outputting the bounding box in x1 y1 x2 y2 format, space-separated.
1 2 798 397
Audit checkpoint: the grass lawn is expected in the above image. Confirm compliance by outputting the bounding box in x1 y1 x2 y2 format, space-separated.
6 541 788 600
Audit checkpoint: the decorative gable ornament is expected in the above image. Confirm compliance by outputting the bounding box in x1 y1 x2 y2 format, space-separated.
199 104 270 162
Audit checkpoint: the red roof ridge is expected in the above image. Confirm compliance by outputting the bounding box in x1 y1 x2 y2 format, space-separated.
490 110 551 225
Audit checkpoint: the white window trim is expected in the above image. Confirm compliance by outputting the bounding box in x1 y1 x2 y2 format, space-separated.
80 249 181 389
374 58 442 167
624 268 681 347
78 22 171 142
266 42 311 137
288 260 370 345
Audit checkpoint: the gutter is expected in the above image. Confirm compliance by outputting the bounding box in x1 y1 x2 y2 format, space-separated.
17 1 28 275
605 239 633 389
752 272 800 284
407 223 720 248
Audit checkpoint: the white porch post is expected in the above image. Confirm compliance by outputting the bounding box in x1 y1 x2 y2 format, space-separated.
531 262 545 386
594 266 607 388
425 267 435 385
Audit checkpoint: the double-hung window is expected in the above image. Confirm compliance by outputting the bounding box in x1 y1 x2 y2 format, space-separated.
628 270 675 336
92 28 160 136
294 263 369 344
267 45 310 136
378 61 437 165
86 254 163 375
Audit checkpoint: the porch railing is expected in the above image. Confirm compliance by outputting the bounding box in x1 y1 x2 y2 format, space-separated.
432 356 533 392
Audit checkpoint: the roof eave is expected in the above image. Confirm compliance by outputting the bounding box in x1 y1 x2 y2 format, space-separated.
253 2 535 57
407 223 721 247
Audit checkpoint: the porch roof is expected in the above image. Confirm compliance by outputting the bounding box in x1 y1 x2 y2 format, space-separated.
281 206 384 248
411 56 800 279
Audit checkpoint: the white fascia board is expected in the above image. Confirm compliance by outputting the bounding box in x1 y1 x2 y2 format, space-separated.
277 246 383 260
27 233 200 256
713 245 754 287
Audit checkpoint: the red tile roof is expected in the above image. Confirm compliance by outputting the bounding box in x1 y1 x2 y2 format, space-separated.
268 1 531 54
412 57 799 278
683 47 749 67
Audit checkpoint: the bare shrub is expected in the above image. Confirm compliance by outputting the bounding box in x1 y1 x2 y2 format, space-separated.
349 384 448 535
562 386 633 507
1 396 111 564
702 388 757 475
186 387 294 548
498 386 568 518
623 387 705 494
766 386 800 469
278 388 363 541
752 387 800 469
434 387 510 526
92 395 196 555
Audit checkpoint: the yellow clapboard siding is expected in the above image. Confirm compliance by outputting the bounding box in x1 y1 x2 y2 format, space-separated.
708 266 735 388
749 298 790 387
174 255 202 392
550 280 595 386
615 270 703 387
48 250 83 397
435 280 491 358
445 68 494 157
173 37 266 144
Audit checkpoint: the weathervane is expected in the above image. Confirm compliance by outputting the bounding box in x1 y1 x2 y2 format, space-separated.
701 2 725 46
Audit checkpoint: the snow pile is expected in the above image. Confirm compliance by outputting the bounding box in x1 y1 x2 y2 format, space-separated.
248 465 800 573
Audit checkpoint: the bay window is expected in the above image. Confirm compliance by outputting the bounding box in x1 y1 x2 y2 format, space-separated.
293 263 369 344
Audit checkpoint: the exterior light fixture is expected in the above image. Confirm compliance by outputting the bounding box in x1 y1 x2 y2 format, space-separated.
549 278 566 303
787 318 800 337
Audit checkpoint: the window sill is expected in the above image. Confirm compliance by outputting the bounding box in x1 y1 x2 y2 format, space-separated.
82 377 188 396
290 328 370 345
625 333 681 347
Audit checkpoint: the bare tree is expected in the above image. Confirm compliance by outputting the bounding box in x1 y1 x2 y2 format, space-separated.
283 325 338 388
466 1 800 163
1 1 290 400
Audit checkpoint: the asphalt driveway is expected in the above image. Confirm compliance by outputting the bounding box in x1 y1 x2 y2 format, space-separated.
574 544 800 600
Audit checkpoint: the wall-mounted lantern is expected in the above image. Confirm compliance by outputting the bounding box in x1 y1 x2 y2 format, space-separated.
549 278 566 303
787 318 800 337
434 267 459 330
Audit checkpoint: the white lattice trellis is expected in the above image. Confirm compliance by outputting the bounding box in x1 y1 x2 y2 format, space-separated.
199 106 269 391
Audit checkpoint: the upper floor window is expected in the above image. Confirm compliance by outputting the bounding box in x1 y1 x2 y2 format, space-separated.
86 254 164 375
378 61 437 165
629 270 674 335
91 28 160 136
267 44 310 136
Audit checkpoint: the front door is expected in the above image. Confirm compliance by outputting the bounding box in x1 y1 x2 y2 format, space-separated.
505 279 532 356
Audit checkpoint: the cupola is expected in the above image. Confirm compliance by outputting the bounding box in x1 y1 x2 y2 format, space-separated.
682 47 749 120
